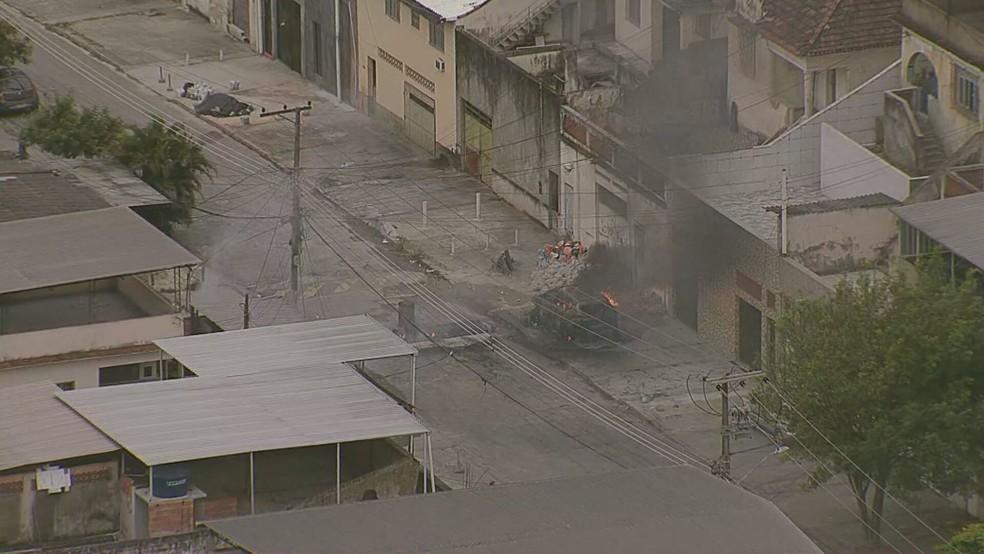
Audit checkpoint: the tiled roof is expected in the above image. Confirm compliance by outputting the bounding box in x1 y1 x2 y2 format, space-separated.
765 192 899 215
740 0 901 57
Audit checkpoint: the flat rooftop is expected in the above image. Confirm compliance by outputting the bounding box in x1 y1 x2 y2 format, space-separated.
57 364 428 466
0 289 143 335
206 466 822 554
154 315 416 378
0 207 200 296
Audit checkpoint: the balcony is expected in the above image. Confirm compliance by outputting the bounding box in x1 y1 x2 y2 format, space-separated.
0 275 184 363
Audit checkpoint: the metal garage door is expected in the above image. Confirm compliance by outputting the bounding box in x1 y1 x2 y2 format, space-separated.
405 88 435 155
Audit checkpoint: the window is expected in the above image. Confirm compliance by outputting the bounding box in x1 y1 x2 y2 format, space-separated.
56 381 76 391
385 0 400 22
99 363 141 386
955 65 979 116
739 28 756 78
900 221 940 257
626 0 640 26
429 18 444 51
412 11 420 28
312 21 323 75
827 68 838 104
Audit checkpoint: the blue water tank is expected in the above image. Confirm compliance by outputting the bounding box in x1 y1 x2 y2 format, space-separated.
152 466 190 498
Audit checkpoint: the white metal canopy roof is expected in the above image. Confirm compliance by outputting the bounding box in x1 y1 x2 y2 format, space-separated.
892 192 984 269
57 365 428 467
0 206 200 295
0 382 118 472
154 315 416 379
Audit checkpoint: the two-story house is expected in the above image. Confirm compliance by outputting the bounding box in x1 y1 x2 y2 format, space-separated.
728 0 902 141
0 207 200 390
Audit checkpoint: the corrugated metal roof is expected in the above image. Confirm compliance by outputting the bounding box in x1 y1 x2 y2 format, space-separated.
0 207 200 295
892 192 984 268
206 466 823 554
0 382 118 473
57 365 427 467
0 168 110 223
154 315 416 378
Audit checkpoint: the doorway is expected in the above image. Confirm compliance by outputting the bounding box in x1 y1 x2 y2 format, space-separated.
738 298 762 367
548 171 560 230
366 57 377 115
276 0 302 73
262 0 273 55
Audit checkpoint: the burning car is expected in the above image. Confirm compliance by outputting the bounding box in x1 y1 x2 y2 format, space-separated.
527 286 623 349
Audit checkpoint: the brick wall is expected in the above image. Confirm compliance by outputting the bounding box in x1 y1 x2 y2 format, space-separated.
148 498 194 538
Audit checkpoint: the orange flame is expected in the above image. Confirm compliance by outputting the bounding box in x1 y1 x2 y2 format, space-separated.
601 289 619 308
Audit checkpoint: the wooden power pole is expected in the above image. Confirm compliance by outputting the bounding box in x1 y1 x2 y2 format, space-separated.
259 102 312 300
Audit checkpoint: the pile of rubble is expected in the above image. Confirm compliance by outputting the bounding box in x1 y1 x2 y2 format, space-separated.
530 240 588 292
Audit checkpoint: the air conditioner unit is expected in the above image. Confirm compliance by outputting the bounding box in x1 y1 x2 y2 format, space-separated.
435 58 446 72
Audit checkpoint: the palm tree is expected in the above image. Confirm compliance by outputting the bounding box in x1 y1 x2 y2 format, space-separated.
118 119 212 230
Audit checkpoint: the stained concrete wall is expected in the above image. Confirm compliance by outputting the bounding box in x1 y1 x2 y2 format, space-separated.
42 530 221 554
457 30 561 228
0 459 119 548
786 206 898 275
820 123 912 201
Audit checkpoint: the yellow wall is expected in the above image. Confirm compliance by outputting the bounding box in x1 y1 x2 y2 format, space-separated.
902 31 984 155
357 0 458 152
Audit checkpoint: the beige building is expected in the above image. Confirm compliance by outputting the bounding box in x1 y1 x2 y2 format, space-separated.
0 208 200 390
727 0 901 141
357 0 474 158
898 0 984 155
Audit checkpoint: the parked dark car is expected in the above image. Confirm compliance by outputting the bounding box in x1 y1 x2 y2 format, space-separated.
0 68 39 114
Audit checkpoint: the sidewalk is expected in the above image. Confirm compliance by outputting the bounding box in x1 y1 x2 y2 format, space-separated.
48 0 555 295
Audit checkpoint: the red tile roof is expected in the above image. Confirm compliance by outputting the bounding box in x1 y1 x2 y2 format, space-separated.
738 0 901 57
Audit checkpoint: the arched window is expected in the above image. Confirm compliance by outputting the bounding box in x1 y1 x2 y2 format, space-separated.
907 53 938 114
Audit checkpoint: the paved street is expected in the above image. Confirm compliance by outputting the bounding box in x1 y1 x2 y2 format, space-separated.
2 1 971 551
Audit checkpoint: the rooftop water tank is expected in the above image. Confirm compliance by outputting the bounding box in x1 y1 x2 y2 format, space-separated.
152 465 190 498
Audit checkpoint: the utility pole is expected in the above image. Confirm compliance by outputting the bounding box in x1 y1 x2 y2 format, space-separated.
705 370 765 479
242 292 250 329
259 102 312 301
780 168 788 256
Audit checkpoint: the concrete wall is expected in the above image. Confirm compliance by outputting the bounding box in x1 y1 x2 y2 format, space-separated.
671 186 830 362
300 0 340 96
0 315 183 365
727 24 799 139
786 206 898 275
505 46 565 79
0 459 119 548
357 0 457 154
457 31 561 228
0 350 163 390
902 31 984 154
821 123 912 200
39 530 221 554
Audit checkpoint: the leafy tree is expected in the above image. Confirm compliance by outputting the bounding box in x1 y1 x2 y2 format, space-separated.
21 96 125 158
940 523 984 554
765 256 984 542
0 21 30 66
116 118 212 228
22 101 211 231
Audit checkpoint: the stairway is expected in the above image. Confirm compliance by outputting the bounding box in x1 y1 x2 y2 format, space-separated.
915 112 946 175
497 0 561 50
